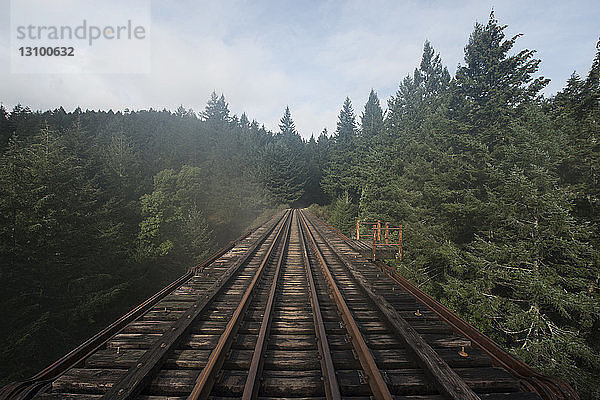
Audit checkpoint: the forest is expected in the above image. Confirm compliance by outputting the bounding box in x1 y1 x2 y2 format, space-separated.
0 13 598 399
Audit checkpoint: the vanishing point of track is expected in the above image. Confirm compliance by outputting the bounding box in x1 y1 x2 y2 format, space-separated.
0 209 578 400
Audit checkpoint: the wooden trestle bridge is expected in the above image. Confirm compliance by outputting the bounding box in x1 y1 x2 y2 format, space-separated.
0 210 578 400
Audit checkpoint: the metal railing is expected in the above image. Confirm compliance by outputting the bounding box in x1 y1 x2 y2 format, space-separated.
355 220 403 261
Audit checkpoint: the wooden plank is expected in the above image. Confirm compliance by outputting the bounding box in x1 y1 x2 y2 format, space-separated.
88 348 325 371
302 211 480 400
46 371 531 400
186 213 292 400
41 395 188 400
52 369 126 394
98 211 288 400
298 210 342 400
85 349 213 369
261 370 325 398
299 212 393 400
212 370 327 398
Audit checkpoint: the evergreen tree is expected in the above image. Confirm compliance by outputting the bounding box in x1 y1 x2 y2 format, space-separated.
452 11 549 129
387 41 449 131
201 91 230 129
329 191 358 236
441 108 598 392
137 166 213 265
260 140 307 205
239 112 250 130
322 98 362 200
257 107 307 205
361 89 384 137
336 97 357 143
279 106 297 135
582 49 600 112
0 104 12 149
553 73 585 118
300 134 327 205
8 104 40 139
420 40 451 97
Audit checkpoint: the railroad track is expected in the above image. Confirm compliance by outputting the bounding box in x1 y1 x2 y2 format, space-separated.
1 209 577 400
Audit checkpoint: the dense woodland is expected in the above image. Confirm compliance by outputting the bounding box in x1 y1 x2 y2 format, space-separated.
0 14 598 399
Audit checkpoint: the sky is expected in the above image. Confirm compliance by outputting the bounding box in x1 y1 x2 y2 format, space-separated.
1 0 599 139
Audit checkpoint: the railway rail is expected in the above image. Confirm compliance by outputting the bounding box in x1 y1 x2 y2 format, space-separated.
0 209 577 400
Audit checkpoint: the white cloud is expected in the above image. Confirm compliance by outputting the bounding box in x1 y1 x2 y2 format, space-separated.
1 0 599 138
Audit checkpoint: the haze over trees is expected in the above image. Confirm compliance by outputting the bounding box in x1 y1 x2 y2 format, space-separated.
0 12 598 400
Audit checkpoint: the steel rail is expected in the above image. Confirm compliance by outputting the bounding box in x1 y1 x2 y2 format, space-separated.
374 260 579 400
0 212 282 400
301 210 480 400
304 209 579 400
186 210 293 400
297 211 341 400
100 210 292 400
241 209 293 399
298 211 394 400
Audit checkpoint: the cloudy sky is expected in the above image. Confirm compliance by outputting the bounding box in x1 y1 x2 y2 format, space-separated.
1 0 598 138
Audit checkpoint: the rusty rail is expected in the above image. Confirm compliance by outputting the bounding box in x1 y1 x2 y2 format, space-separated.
297 212 341 400
299 211 394 400
306 209 579 400
375 261 579 400
241 210 293 399
0 212 284 400
100 210 291 400
302 210 480 400
186 210 293 400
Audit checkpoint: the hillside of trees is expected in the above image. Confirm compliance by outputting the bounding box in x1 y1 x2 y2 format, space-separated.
0 92 327 386
319 15 599 399
1 12 598 399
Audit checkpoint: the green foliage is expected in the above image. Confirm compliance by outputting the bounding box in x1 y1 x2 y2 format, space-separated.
201 91 230 129
361 89 384 137
258 108 308 206
452 11 549 128
136 166 213 265
336 97 357 143
322 98 362 200
321 14 599 399
0 122 133 385
329 191 358 236
387 40 449 131
0 94 314 386
279 106 297 135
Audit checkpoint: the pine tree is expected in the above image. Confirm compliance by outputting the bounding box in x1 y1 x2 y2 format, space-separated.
420 40 451 98
322 98 362 200
258 108 307 205
329 191 358 235
336 97 357 143
452 11 549 129
387 41 449 131
201 91 230 129
582 49 600 112
361 89 384 137
260 140 307 205
279 106 297 136
553 73 585 117
137 166 213 265
239 112 250 130
300 134 327 205
0 104 12 149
